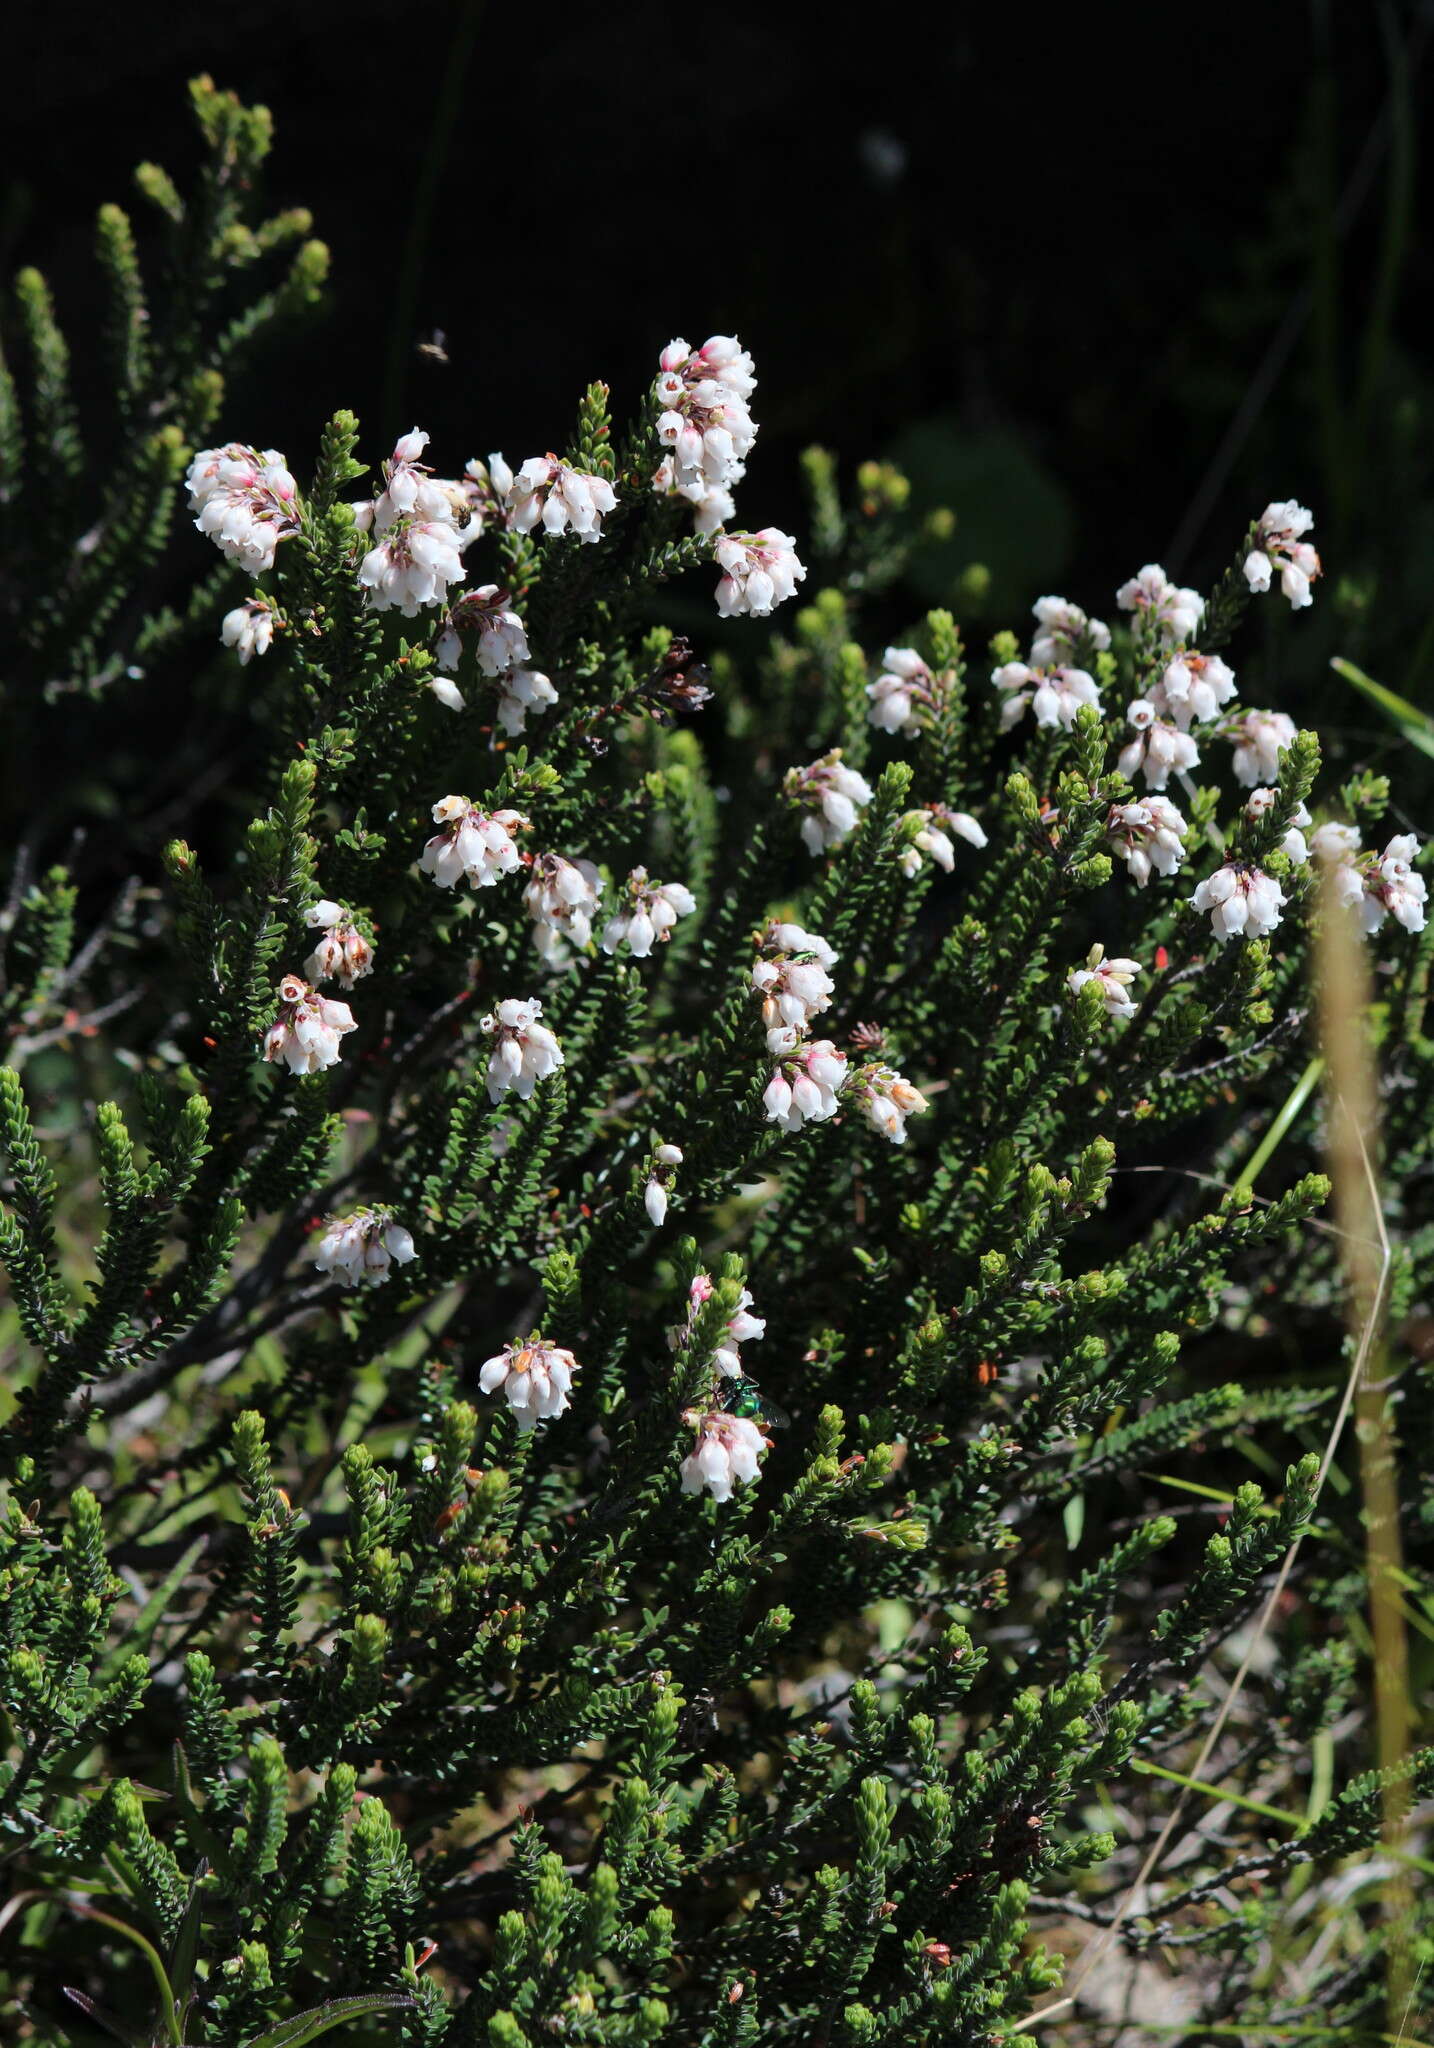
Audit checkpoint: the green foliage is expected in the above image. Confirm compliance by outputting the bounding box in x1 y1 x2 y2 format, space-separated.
1 74 1432 2048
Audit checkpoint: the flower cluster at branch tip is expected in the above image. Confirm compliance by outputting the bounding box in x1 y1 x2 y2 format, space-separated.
1244 501 1321 609
763 1038 848 1132
355 515 468 616
504 454 617 543
1115 564 1204 643
1118 699 1200 791
1190 864 1286 943
1152 649 1237 729
303 900 374 989
313 1208 416 1288
680 1408 767 1502
644 1143 683 1226
1317 829 1428 937
601 869 696 957
1030 595 1111 666
656 334 758 501
1069 944 1141 1020
992 661 1101 733
479 1337 580 1432
1105 798 1187 887
524 852 603 959
752 923 838 1046
850 1063 928 1144
496 666 558 735
479 998 564 1104
435 586 531 677
671 1272 767 1379
650 457 736 538
897 805 987 877
188 443 300 574
714 529 807 617
221 598 274 665
867 648 935 736
261 974 356 1075
786 750 874 856
353 428 474 616
420 796 529 891
1227 709 1297 790
1311 821 1361 863
1355 836 1428 935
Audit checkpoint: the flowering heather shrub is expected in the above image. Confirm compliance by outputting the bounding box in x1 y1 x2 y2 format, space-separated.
4 78 1434 2048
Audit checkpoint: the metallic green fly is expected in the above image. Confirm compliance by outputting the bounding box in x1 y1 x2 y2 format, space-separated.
719 1377 791 1429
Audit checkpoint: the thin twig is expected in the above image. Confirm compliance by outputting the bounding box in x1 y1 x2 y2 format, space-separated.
8 986 145 1062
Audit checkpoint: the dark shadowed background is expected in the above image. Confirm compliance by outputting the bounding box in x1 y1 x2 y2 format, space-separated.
9 0 1434 707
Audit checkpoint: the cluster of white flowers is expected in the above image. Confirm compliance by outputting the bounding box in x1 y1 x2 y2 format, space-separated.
435 585 532 677
680 1407 767 1502
763 1038 848 1132
220 598 275 665
1226 708 1297 789
495 664 558 735
849 1063 928 1144
1316 828 1428 937
988 595 1111 733
1115 563 1204 643
670 1271 767 1379
1151 648 1237 729
261 974 357 1075
786 750 874 856
601 868 696 956
360 429 449 526
479 1338 580 1432
188 443 300 574
524 852 602 959
502 454 617 543
1244 500 1321 609
356 516 469 616
457 456 506 528
1104 575 1241 809
993 661 1101 733
714 529 807 617
427 588 553 727
1030 595 1111 666
1244 788 1312 864
353 429 474 616
1116 647 1237 796
1351 835 1428 935
651 457 736 537
479 998 564 1103
1311 821 1361 863
1117 699 1200 790
1105 797 1188 887
1069 944 1141 1020
303 899 374 989
420 796 529 891
897 805 987 878
644 1141 683 1226
313 1208 416 1288
867 648 936 736
656 334 758 501
751 923 838 1045
1190 862 1286 943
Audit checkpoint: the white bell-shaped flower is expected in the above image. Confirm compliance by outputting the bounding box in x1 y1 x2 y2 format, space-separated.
479 1338 580 1432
